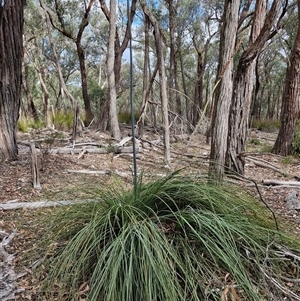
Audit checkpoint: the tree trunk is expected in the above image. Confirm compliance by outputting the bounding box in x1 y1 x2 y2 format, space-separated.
209 0 240 181
178 48 190 129
226 0 283 175
40 0 95 124
37 69 51 128
98 0 136 134
99 0 137 103
107 0 121 140
137 15 150 138
23 55 39 121
41 7 81 140
251 57 261 119
272 0 300 156
76 14 94 124
142 3 171 166
79 0 95 124
0 0 26 159
192 48 204 127
166 0 179 116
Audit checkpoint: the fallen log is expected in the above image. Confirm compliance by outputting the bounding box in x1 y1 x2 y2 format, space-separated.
0 199 97 211
51 148 108 154
51 145 138 154
247 157 288 176
262 179 300 186
66 169 111 175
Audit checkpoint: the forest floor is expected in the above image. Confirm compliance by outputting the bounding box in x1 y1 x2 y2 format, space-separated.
1 125 300 300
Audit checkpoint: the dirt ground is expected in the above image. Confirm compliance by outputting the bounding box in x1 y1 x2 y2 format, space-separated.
1 126 300 299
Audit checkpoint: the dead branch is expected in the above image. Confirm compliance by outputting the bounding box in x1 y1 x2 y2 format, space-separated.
262 179 300 186
247 156 282 169
51 148 108 154
0 199 97 211
51 145 137 154
30 142 41 190
20 141 41 190
247 157 288 176
66 169 111 175
0 230 17 301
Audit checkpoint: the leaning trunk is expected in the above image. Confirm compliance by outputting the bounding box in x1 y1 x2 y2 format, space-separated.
137 15 150 137
142 3 171 166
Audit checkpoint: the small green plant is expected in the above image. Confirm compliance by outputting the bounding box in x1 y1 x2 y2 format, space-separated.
251 118 280 132
17 117 44 132
53 110 74 130
38 172 300 301
259 143 273 153
17 118 29 133
281 155 294 165
118 111 140 124
248 138 261 146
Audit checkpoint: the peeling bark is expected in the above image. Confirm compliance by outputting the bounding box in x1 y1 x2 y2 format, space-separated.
226 0 284 175
209 0 240 181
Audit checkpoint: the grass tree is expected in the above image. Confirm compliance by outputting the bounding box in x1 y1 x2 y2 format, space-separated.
39 172 300 300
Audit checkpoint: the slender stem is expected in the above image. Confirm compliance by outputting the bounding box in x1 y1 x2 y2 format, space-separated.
128 0 137 190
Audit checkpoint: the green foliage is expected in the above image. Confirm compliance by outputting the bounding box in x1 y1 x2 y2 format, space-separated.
259 143 273 153
88 83 106 113
17 118 29 133
17 117 44 133
39 173 300 301
251 119 280 132
292 123 300 154
247 138 272 153
52 110 74 130
118 111 140 124
281 155 294 165
248 138 261 146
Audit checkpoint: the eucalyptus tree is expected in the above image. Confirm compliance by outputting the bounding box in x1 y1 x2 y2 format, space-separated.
24 0 50 125
23 44 39 122
99 0 137 91
165 0 214 127
39 0 96 124
106 0 121 140
225 0 286 175
141 2 171 166
164 0 181 116
273 0 300 156
22 1 40 121
98 0 137 138
0 0 26 159
136 13 151 137
188 3 218 127
24 0 82 127
209 0 240 181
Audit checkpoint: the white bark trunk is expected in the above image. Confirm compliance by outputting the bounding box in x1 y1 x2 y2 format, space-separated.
107 0 121 140
141 4 171 166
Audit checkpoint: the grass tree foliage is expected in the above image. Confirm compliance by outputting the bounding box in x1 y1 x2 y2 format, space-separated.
40 172 300 300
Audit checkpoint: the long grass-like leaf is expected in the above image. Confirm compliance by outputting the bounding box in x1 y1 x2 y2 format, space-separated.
39 172 300 300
